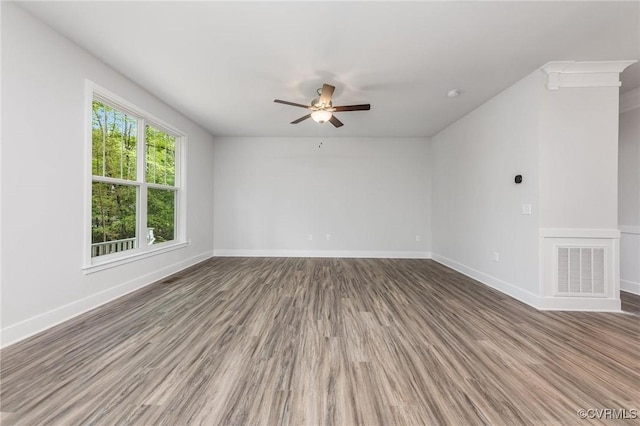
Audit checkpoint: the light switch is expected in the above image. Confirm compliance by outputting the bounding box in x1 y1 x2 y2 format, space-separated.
521 203 532 215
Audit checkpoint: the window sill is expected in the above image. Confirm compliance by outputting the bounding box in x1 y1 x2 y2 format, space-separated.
83 240 190 274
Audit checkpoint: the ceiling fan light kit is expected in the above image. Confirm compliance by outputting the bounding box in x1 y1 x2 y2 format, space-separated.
274 83 371 128
311 110 332 123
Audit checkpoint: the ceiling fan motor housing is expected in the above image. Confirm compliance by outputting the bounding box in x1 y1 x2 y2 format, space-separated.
311 97 332 109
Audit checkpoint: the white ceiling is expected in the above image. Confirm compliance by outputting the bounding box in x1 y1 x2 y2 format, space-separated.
17 1 640 138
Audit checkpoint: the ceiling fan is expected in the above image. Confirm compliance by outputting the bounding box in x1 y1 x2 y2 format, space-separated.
274 83 370 128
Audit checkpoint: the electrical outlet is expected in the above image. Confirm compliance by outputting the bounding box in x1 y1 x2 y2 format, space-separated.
492 252 499 262
326 234 331 241
415 235 421 242
308 234 313 241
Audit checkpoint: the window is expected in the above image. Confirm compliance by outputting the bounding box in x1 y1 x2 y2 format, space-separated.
86 83 185 270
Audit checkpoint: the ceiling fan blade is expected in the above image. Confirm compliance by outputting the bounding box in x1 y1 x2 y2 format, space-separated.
329 115 344 128
319 84 335 106
291 114 311 124
274 99 312 109
332 104 371 112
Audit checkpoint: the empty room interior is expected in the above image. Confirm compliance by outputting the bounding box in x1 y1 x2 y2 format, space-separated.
1 1 640 424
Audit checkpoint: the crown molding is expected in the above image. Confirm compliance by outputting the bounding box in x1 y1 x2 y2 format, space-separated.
620 88 640 113
541 60 637 91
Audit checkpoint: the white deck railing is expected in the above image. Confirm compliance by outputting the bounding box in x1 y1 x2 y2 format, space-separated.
91 228 155 257
91 237 137 257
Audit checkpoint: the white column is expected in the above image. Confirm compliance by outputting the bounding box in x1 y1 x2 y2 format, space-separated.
538 60 636 310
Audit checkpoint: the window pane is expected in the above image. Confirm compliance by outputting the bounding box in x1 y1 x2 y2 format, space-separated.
92 100 137 180
147 188 175 244
91 182 138 257
146 126 175 186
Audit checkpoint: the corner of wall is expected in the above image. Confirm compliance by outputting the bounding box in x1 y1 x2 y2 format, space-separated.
618 89 640 295
620 88 640 114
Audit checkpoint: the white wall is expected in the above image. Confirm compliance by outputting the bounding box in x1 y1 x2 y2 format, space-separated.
430 71 541 301
619 108 640 226
213 137 430 257
618 94 640 294
431 66 628 311
1 3 215 346
539 86 620 229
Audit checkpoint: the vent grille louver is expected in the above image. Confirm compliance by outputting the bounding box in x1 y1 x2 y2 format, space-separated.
557 247 605 296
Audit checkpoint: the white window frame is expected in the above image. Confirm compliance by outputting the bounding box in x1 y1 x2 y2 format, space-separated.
83 80 188 274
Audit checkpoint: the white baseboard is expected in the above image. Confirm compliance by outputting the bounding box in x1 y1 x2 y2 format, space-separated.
431 253 622 312
621 279 640 295
430 253 541 308
213 249 432 259
536 296 621 311
0 251 214 349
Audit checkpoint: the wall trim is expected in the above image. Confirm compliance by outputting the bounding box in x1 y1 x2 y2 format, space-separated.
213 249 431 259
540 228 620 239
621 280 640 296
431 253 622 312
541 60 636 91
430 253 541 308
540 233 620 309
619 225 640 235
620 88 640 113
536 296 621 311
0 251 214 349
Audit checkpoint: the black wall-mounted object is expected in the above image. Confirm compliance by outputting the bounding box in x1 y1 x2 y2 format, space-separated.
515 175 523 184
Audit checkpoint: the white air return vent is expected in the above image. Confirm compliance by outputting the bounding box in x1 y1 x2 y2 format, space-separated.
557 247 605 296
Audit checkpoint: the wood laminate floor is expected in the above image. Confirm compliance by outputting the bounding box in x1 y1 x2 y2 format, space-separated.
622 291 640 315
1 258 639 425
